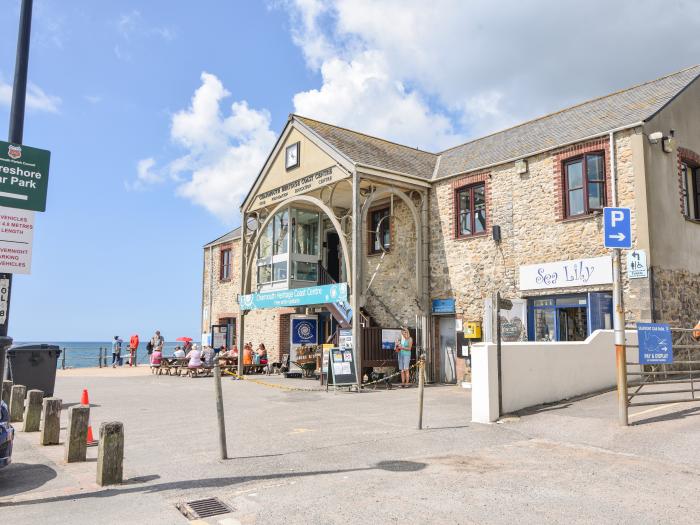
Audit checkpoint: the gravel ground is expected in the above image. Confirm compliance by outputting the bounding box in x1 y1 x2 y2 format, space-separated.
1 367 699 524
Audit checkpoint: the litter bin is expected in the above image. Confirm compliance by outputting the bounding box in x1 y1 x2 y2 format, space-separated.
5 344 61 397
0 336 11 386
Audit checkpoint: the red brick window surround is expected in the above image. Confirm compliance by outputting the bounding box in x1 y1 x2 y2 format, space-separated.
553 138 611 220
451 172 490 239
677 147 700 220
219 247 232 281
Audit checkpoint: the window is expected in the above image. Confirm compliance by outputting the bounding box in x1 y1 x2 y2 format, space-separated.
456 183 486 237
369 207 391 254
527 292 612 342
219 249 231 281
563 152 606 217
680 161 700 220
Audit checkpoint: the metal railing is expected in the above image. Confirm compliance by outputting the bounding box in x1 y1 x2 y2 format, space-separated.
624 327 700 410
59 346 139 369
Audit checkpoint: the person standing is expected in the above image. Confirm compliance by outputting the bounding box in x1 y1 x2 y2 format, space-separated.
129 334 140 367
111 336 123 368
396 326 413 387
151 331 164 356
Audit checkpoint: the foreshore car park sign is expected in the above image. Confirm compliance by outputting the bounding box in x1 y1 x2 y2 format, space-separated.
0 140 50 212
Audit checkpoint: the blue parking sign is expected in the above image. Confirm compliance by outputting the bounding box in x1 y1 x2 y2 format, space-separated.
603 207 632 249
637 323 673 364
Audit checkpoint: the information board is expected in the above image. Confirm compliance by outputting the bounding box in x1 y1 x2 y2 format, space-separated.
638 323 673 365
327 346 357 387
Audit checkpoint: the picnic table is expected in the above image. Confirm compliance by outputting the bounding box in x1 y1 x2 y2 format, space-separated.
152 357 215 377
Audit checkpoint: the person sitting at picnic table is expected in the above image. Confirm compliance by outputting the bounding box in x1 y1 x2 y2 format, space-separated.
257 343 268 365
150 347 163 366
243 343 253 365
173 346 185 359
230 344 239 358
201 345 214 366
186 344 202 368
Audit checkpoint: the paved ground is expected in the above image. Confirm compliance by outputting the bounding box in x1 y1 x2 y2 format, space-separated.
1 366 700 524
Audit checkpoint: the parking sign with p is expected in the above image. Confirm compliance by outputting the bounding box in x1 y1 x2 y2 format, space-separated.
603 207 632 249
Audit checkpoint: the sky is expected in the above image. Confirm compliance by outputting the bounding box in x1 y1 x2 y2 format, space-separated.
0 0 698 341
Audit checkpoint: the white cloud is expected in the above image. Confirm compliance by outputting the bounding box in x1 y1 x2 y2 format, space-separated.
0 79 61 113
115 10 176 60
284 0 700 143
132 73 276 222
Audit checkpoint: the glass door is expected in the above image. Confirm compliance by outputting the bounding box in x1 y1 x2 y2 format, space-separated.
439 317 457 383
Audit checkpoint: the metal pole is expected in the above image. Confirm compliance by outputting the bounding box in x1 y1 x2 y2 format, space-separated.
237 212 247 379
62 348 65 370
0 0 33 338
495 292 503 417
213 359 228 459
417 352 425 429
613 248 628 426
350 170 362 390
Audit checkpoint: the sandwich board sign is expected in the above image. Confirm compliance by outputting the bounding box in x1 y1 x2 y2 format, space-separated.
0 141 51 212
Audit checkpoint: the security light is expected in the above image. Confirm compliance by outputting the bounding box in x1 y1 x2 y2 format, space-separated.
648 131 663 144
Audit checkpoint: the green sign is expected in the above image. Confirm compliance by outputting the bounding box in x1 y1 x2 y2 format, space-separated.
0 140 51 212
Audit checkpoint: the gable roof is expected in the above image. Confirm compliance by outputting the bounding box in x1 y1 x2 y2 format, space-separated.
294 115 438 179
204 226 241 248
435 64 700 179
290 65 700 182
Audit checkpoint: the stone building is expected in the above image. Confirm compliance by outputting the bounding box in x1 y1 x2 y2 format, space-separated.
202 66 700 384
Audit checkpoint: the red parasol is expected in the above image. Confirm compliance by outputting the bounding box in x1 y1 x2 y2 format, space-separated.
176 337 193 342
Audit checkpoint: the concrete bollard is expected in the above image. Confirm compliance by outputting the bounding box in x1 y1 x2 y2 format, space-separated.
9 384 26 423
1 380 12 405
23 389 44 432
96 422 124 486
65 405 90 463
40 397 62 446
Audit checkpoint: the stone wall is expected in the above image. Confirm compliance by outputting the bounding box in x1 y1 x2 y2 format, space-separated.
428 128 652 328
652 267 700 327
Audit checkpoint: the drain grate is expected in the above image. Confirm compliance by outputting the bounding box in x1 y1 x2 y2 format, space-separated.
176 497 233 520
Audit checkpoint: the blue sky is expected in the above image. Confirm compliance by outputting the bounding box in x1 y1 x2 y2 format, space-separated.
0 0 698 341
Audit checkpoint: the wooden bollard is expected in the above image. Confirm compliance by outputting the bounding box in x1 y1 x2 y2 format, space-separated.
40 397 62 446
9 384 26 423
23 389 44 432
1 379 12 405
65 405 90 463
97 421 124 486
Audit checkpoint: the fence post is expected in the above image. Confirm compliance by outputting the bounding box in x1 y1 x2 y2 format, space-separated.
417 353 425 429
97 421 124 486
40 397 62 445
9 384 26 422
23 389 43 431
65 405 89 462
62 348 66 370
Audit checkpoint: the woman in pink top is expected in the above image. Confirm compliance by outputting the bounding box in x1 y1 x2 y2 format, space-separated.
186 344 202 368
151 349 163 366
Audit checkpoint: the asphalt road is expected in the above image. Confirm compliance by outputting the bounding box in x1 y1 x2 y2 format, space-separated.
1 367 700 524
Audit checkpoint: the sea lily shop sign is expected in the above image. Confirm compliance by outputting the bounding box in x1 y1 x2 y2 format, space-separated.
519 256 613 291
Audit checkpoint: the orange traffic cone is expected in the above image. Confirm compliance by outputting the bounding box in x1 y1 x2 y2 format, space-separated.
81 389 98 446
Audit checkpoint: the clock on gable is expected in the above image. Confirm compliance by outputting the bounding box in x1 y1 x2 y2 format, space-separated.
285 142 300 170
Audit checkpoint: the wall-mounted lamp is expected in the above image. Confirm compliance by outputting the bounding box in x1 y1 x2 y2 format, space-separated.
492 225 502 243
648 131 663 144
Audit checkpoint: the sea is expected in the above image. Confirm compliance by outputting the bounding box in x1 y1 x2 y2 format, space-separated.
14 341 195 369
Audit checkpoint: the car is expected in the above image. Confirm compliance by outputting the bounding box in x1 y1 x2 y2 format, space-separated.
0 400 13 468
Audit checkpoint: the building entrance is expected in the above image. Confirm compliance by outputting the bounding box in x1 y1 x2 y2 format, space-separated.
437 316 457 384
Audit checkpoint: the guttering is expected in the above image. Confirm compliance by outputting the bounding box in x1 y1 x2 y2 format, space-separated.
355 162 432 187
437 122 643 181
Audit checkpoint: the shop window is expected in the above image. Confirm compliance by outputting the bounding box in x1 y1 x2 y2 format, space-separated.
563 152 606 218
455 183 486 238
369 207 391 254
527 292 612 342
219 249 232 281
680 161 700 220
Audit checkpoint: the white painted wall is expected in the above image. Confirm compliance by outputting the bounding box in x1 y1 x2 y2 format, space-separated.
471 330 640 423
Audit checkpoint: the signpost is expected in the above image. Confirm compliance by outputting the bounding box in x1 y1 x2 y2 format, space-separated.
637 323 673 365
604 206 632 426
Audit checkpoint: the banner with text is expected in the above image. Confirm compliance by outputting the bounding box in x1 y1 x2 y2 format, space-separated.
239 283 348 310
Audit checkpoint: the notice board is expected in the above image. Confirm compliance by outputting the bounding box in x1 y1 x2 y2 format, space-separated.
327 347 357 387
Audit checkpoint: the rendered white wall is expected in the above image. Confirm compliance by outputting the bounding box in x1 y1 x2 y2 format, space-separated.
471 330 640 423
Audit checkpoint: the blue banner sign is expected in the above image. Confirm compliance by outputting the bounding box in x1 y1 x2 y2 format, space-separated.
637 323 673 364
292 318 318 344
432 298 455 314
239 283 348 310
